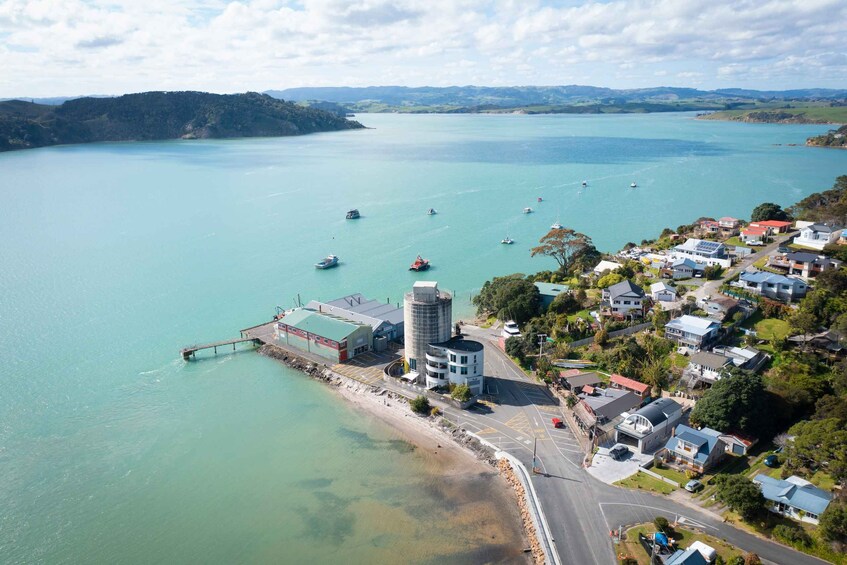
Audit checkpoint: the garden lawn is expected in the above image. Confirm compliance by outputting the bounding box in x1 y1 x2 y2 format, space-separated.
615 471 676 495
741 311 791 341
650 465 689 485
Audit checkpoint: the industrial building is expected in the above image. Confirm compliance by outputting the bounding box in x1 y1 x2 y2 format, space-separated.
404 281 452 372
275 308 373 363
306 293 404 351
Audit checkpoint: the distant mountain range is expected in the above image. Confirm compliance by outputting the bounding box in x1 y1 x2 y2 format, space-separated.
264 85 847 108
0 92 363 152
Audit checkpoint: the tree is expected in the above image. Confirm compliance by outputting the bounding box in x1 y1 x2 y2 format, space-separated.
505 336 526 364
597 272 624 288
473 274 541 324
689 369 770 437
743 553 761 565
714 475 766 520
819 501 847 543
750 202 789 222
703 264 724 280
450 384 472 402
594 327 609 347
772 524 812 547
789 309 819 350
786 418 847 483
410 395 430 414
530 228 595 272
652 308 670 332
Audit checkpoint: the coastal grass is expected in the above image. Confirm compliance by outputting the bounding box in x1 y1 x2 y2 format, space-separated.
615 472 676 495
617 523 742 565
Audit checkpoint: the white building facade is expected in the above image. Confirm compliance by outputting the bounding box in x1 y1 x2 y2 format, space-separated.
425 338 484 395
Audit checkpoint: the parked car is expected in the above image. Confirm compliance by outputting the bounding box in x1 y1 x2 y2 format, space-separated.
609 444 629 460
551 418 564 429
777 246 790 253
764 454 780 468
502 320 521 338
684 479 704 493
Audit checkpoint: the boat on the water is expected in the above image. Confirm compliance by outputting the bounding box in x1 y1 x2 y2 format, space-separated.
537 197 543 202
582 180 587 187
630 182 637 188
409 255 431 271
427 208 437 215
501 236 514 244
346 209 360 219
315 255 339 269
523 207 533 214
551 223 564 230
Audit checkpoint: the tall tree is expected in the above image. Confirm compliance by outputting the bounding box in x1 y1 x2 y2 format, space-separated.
786 418 847 484
530 228 594 272
689 369 770 437
714 475 766 520
473 274 541 324
750 202 789 222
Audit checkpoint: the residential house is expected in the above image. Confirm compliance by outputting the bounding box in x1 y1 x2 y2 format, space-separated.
787 329 844 355
682 351 733 388
711 345 769 372
753 474 832 525
609 373 650 398
719 432 758 456
593 259 622 276
534 282 570 310
736 271 808 302
660 424 726 473
573 387 641 436
664 315 721 351
559 370 602 393
768 251 842 280
615 397 684 454
602 280 645 318
702 296 739 321
664 258 702 279
750 220 792 233
794 223 844 251
696 219 721 237
665 548 709 565
650 282 677 302
671 238 732 268
718 217 741 230
740 225 769 245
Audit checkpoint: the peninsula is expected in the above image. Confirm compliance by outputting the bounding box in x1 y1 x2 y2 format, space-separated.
807 124 847 148
0 91 364 152
699 106 847 124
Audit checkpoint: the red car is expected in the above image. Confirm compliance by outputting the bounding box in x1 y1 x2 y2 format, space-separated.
551 418 564 428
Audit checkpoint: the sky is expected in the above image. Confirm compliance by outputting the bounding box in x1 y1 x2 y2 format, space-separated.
1 0 846 97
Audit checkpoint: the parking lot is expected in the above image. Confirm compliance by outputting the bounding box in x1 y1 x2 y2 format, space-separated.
587 445 653 484
330 348 401 385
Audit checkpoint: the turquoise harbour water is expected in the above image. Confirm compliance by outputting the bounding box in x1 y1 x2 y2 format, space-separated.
0 112 844 563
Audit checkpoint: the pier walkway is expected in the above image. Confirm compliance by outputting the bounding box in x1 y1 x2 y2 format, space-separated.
180 337 259 360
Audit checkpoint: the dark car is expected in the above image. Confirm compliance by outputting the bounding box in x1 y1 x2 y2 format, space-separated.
777 246 790 253
609 444 629 460
764 454 780 467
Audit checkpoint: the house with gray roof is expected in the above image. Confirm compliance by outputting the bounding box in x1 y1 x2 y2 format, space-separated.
702 296 739 321
682 351 733 388
711 345 769 373
573 387 641 434
795 223 844 251
671 238 731 268
534 282 569 309
769 251 843 280
664 315 721 351
753 474 832 524
602 280 645 318
660 424 726 473
650 282 677 302
615 397 684 454
736 270 808 302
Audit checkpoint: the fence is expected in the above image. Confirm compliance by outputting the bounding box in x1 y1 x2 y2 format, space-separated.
638 459 682 488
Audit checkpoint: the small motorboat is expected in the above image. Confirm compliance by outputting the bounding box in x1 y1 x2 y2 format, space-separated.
551 223 564 230
501 236 514 245
346 209 360 219
537 197 543 202
409 255 431 271
315 255 339 269
582 180 588 187
427 208 437 215
630 182 637 188
523 207 533 214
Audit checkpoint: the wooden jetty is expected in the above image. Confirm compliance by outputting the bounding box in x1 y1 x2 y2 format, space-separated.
181 321 277 361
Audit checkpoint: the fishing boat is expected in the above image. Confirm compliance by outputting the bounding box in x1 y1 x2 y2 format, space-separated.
409 255 430 271
630 182 637 188
501 236 514 245
346 209 360 219
523 207 533 214
551 223 564 230
427 208 437 215
315 255 339 269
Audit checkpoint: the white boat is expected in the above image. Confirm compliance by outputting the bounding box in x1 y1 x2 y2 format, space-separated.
582 180 587 187
551 223 564 230
630 182 637 188
427 208 437 215
315 254 339 269
523 207 533 214
501 236 514 244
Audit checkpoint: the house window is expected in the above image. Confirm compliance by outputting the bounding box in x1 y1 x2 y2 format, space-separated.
450 366 456 373
461 367 468 375
460 355 467 364
623 301 631 305
449 354 456 362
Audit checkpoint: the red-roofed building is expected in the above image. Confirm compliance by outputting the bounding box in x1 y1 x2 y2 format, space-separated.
740 226 770 244
609 374 650 397
750 220 792 233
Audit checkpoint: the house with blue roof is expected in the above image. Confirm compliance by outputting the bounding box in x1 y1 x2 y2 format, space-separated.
753 474 832 524
665 548 708 565
660 424 726 473
736 270 808 303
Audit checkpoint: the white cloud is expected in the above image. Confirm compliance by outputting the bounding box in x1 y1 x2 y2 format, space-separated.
0 0 845 96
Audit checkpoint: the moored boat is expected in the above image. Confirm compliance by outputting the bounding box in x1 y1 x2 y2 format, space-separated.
630 182 637 188
409 255 430 271
346 209 360 219
523 207 533 214
551 223 564 230
582 180 587 187
501 236 514 245
537 197 543 202
315 255 339 269
427 208 437 215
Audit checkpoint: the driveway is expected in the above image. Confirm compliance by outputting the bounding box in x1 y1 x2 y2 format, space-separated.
587 447 653 484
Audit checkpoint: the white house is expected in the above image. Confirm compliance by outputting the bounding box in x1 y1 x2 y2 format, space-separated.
682 351 733 387
424 337 485 395
736 271 808 302
794 223 844 251
665 315 721 351
615 398 684 454
593 259 623 276
602 280 645 318
650 282 677 302
671 238 732 268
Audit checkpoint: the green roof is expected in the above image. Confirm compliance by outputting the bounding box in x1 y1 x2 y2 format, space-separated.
281 308 367 341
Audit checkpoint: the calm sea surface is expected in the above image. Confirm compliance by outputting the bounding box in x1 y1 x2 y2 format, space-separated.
0 112 844 563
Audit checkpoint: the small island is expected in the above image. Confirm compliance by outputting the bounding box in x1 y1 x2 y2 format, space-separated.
807 124 847 148
0 91 364 152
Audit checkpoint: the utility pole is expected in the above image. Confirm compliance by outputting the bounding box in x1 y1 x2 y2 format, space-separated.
532 437 540 474
537 333 547 357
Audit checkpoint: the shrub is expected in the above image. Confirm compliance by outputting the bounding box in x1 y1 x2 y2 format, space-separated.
772 524 812 547
653 516 670 533
594 328 609 346
410 395 430 414
430 406 441 417
450 384 472 402
685 469 701 479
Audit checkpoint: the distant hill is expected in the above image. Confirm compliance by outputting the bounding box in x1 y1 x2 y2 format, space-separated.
806 125 847 148
699 107 847 124
265 85 847 111
0 91 364 152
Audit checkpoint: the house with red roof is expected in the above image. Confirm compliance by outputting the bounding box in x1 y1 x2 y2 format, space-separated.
750 220 792 233
609 373 650 397
740 225 770 244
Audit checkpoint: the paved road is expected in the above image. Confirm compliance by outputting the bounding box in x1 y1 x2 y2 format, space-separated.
437 325 827 565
